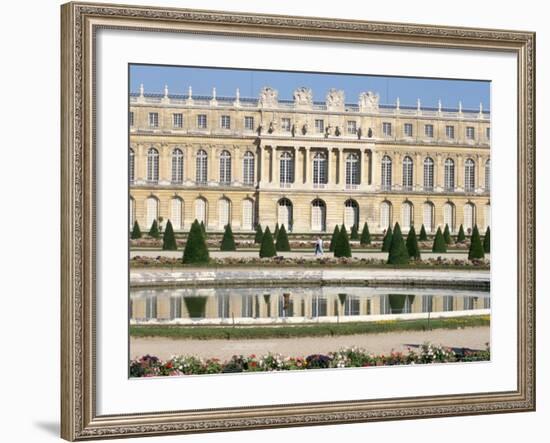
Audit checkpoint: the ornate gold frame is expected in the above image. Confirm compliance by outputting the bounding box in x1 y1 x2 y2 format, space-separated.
60 1 536 440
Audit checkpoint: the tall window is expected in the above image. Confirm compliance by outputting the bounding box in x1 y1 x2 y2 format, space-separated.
195 198 207 224
345 153 359 189
244 116 254 131
311 199 326 231
148 112 159 128
464 158 475 192
380 201 391 228
146 148 159 183
423 157 434 191
129 148 135 183
486 127 491 140
315 119 324 133
344 200 359 229
381 155 392 191
485 159 491 191
129 111 134 127
242 198 254 230
219 150 232 185
242 151 255 185
403 123 413 137
401 201 413 230
218 198 230 228
466 126 475 140
195 149 208 184
280 152 294 186
445 125 455 139
281 118 291 132
172 113 183 128
382 122 392 136
463 203 475 231
220 115 231 129
347 120 357 134
312 152 327 188
197 114 207 129
443 202 455 232
146 197 158 229
402 156 413 190
171 148 184 183
484 204 491 230
423 202 434 232
344 296 360 316
129 197 135 229
278 198 293 231
444 158 455 191
171 197 183 230
424 124 434 138
311 296 327 317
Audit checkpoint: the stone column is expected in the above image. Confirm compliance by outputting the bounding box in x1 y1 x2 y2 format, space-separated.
161 143 171 183
209 145 218 183
476 154 483 192
372 150 380 190
394 152 402 191
436 154 444 190
304 146 310 185
233 145 241 185
185 144 193 183
339 148 345 188
327 148 333 186
136 144 145 182
359 149 366 187
274 148 280 187
415 153 423 190
456 155 464 191
260 145 269 184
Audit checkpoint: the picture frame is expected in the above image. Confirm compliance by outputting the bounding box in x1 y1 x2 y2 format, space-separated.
60 1 536 440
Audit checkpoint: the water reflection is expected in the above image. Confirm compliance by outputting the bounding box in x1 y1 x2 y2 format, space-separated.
130 286 490 324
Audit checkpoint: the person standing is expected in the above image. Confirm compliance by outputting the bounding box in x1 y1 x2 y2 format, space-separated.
314 236 324 256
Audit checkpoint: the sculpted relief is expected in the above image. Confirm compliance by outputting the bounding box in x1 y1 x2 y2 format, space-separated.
359 91 380 112
258 86 279 108
293 87 313 107
326 88 345 110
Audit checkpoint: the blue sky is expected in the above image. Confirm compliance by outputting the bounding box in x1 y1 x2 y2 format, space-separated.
130 64 490 111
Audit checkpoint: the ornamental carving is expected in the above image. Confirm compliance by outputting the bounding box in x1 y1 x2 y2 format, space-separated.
258 86 278 108
293 87 313 108
359 91 380 112
326 88 345 110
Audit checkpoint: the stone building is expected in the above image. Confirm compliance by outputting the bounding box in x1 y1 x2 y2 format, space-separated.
129 85 490 235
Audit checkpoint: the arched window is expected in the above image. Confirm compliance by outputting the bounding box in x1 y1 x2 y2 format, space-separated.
147 148 159 183
444 158 455 191
219 150 232 185
423 202 434 232
345 153 360 189
402 156 413 191
243 151 255 185
171 148 184 183
485 159 491 192
196 149 208 184
218 198 231 228
312 152 327 188
344 200 359 229
401 201 413 230
171 197 183 231
463 203 475 232
194 198 207 224
443 202 455 232
380 201 392 229
129 148 135 183
129 197 135 229
484 203 491 230
242 198 254 230
146 196 158 229
381 155 392 191
423 157 434 191
464 158 475 192
280 151 294 186
311 199 326 231
278 198 293 231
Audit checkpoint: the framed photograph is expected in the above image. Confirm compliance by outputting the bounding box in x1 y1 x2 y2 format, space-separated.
61 1 535 440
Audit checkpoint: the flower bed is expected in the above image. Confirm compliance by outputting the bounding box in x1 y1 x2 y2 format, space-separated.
130 343 490 377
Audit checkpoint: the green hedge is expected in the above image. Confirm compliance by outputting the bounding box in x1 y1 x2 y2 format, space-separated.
468 225 485 260
275 224 291 251
360 222 371 245
259 226 277 258
381 226 393 252
387 222 409 264
432 227 447 253
220 224 236 251
162 219 177 250
130 220 142 239
406 226 421 260
182 220 210 264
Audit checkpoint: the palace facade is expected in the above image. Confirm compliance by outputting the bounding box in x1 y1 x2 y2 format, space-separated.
129 85 491 235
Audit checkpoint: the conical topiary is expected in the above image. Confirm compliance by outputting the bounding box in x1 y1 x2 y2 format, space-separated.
432 227 447 253
456 224 466 243
275 224 291 252
329 225 340 252
162 219 177 250
200 221 207 239
254 223 263 244
443 224 453 244
220 224 236 251
419 224 428 241
381 226 393 252
468 225 485 260
130 220 142 239
360 222 371 245
273 223 279 241
182 220 210 264
148 219 160 239
350 224 359 241
406 225 421 260
259 226 277 258
483 226 491 253
387 222 409 265
334 224 352 258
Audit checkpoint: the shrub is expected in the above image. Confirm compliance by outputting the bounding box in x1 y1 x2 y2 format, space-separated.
275 224 291 252
329 225 340 252
220 224 236 251
468 225 485 260
443 224 453 244
334 225 352 258
254 223 263 244
259 226 276 258
419 224 428 241
432 227 447 253
456 224 466 243
273 222 279 240
162 219 177 250
200 221 207 239
148 219 160 239
183 296 207 318
483 226 491 253
360 222 371 245
406 225 421 260
381 226 393 252
387 222 409 265
350 224 359 241
182 220 210 264
130 220 142 239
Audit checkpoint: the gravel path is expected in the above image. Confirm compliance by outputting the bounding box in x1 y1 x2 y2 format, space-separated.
130 326 490 360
